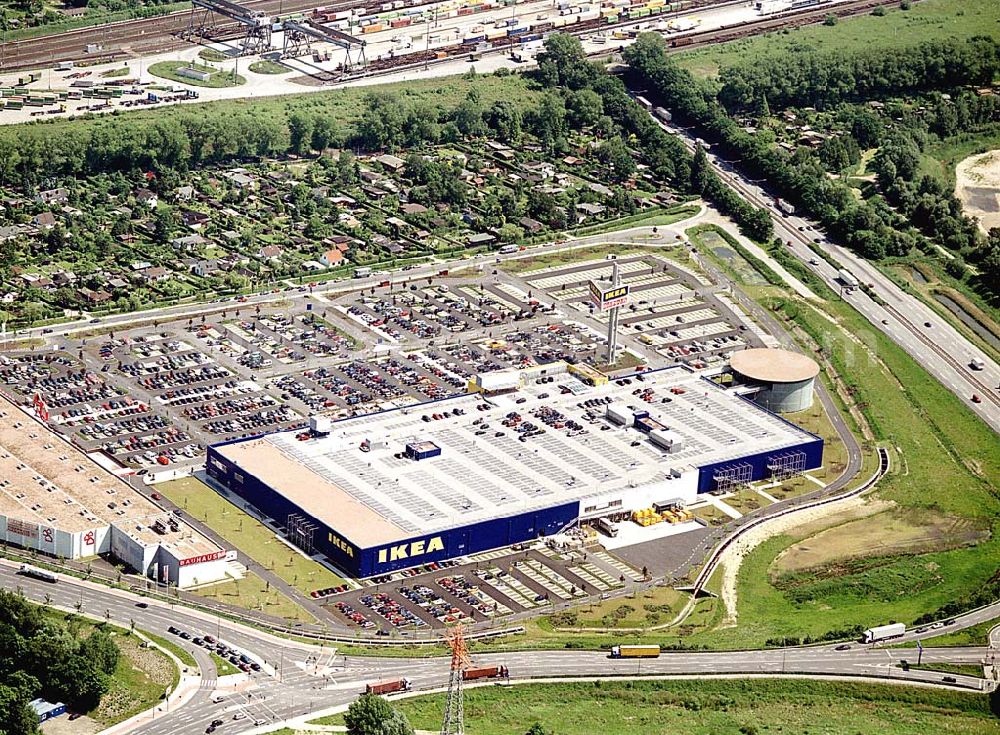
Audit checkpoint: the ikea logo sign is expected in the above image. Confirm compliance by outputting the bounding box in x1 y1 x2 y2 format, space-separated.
377 536 444 564
328 532 355 558
602 286 628 301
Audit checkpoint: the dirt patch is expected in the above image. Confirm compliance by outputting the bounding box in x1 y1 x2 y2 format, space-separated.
955 150 1000 233
41 715 100 735
772 510 990 576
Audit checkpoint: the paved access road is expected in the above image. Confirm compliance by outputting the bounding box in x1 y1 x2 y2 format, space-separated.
1 563 995 735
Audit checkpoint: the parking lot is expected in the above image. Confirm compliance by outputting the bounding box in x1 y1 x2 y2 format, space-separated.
320 544 636 633
0 274 615 471
518 254 760 366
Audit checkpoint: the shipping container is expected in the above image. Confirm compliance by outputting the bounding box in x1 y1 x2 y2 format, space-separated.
463 665 509 681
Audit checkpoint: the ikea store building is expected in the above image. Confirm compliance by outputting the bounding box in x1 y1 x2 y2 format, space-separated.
207 365 822 577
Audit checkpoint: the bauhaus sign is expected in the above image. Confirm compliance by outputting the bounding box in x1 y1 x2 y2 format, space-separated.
179 550 227 566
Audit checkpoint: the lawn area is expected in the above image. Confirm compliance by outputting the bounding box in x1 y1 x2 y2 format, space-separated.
143 630 198 669
543 585 681 630
339 679 1000 735
676 0 1000 79
156 476 348 595
148 61 246 88
723 488 771 515
211 651 240 676
502 244 653 274
249 59 289 74
922 617 1000 648
907 663 985 678
571 204 701 236
100 67 131 78
195 572 315 624
592 349 647 372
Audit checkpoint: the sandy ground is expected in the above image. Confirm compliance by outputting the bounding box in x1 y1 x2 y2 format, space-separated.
716 496 891 629
955 149 1000 234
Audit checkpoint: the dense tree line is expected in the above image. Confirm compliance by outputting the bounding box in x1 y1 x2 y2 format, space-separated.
623 33 1000 301
718 37 1000 111
0 589 120 734
533 34 772 241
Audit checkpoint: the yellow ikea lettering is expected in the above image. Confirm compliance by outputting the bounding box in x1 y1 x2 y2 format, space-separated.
327 532 355 557
377 536 445 565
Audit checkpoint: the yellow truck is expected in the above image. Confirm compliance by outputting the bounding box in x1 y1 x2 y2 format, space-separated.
611 644 661 658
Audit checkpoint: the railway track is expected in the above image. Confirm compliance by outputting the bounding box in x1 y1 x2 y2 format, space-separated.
355 0 898 79
0 0 860 73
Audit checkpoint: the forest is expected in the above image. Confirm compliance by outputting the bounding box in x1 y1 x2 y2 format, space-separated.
0 588 120 735
624 33 1000 303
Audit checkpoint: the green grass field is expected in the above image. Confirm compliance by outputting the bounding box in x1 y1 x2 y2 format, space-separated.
318 680 1000 735
148 61 246 88
210 651 240 676
143 630 197 669
687 293 1000 649
677 0 1000 78
157 476 347 595
249 60 289 75
196 572 315 624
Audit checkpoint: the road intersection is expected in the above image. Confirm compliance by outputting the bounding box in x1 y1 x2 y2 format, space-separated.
1 562 995 735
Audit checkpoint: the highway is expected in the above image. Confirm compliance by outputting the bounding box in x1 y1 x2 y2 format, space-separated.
652 122 1000 435
1 562 995 735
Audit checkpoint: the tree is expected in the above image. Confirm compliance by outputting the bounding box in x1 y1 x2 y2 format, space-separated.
357 92 407 151
536 33 593 89
152 207 176 245
566 88 604 128
0 684 38 735
486 100 523 144
288 113 314 156
596 137 635 182
80 630 119 676
344 694 414 735
311 116 338 152
690 146 711 194
525 724 549 735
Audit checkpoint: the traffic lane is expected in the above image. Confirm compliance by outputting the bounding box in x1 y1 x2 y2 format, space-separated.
711 152 999 429
0 564 309 665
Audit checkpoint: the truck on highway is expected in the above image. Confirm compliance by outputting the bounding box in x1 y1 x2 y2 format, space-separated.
365 678 412 695
354 266 372 278
861 623 905 643
775 198 795 216
610 644 661 658
837 268 859 290
970 357 985 371
18 563 57 583
462 665 509 681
